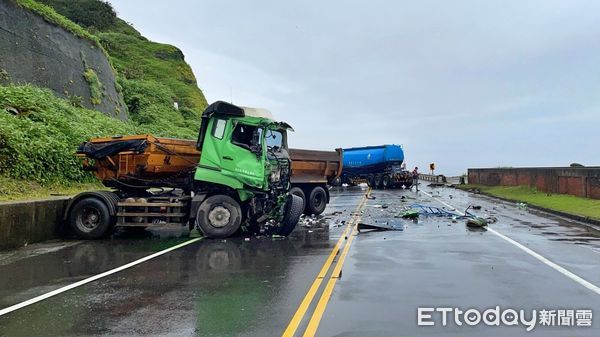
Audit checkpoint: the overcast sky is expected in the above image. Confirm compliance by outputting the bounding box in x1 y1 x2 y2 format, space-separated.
109 0 599 175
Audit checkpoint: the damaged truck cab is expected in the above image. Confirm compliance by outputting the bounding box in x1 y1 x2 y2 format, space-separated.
192 102 301 237
65 101 303 239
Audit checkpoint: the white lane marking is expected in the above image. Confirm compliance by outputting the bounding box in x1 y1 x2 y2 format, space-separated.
421 190 600 295
0 237 203 316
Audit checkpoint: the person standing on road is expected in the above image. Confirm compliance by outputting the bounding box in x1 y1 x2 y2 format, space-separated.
412 167 419 191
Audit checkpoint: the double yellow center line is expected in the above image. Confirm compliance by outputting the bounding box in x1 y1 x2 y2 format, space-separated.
282 188 370 337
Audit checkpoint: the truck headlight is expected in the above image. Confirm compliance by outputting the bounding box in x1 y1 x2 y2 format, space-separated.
270 169 281 182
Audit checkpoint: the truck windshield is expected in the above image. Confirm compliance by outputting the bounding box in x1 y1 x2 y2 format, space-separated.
266 129 284 152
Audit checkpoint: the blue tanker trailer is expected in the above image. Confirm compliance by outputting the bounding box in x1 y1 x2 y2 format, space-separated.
340 145 412 189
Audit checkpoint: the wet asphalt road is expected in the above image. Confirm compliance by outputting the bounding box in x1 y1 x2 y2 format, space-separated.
0 185 599 337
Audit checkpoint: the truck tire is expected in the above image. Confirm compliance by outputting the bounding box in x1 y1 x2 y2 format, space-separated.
382 175 390 189
367 175 375 188
290 187 306 211
196 195 242 238
306 186 327 215
278 195 303 236
68 197 114 239
375 174 382 189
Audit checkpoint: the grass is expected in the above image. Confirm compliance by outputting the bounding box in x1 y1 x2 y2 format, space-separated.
0 176 106 202
459 185 600 221
99 32 207 113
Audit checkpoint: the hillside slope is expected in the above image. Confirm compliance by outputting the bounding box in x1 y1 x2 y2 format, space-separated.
0 0 209 199
37 0 208 124
0 0 127 118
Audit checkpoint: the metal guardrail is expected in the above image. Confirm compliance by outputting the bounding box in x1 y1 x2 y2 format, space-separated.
419 174 447 183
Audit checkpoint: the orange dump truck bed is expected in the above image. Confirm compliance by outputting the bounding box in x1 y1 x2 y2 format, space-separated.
77 134 200 188
77 134 342 189
289 148 343 185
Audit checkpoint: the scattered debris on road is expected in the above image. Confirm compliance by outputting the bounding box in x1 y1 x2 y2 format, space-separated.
358 222 403 232
517 202 528 211
466 217 488 228
399 209 419 219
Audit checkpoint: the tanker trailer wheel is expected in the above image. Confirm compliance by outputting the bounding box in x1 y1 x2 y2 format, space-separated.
374 174 382 189
306 186 327 215
382 175 390 189
196 195 242 238
289 187 306 211
367 175 375 188
68 197 114 239
278 195 304 236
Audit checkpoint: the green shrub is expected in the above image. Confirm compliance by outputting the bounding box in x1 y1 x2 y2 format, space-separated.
119 78 199 138
35 0 116 31
0 85 137 183
98 32 207 112
82 68 104 105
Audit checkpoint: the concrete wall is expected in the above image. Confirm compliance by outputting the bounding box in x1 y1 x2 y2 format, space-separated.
0 0 127 119
468 167 600 199
0 197 69 250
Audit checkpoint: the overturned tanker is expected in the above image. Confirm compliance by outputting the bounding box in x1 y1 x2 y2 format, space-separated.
65 101 304 239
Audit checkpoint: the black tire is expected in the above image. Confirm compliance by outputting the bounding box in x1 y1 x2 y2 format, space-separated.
375 174 382 189
278 195 303 236
367 175 375 188
290 187 306 211
68 197 114 239
196 195 242 238
382 175 390 189
331 176 342 186
306 186 327 215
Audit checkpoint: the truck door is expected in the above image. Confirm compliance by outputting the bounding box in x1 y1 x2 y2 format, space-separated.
220 122 265 188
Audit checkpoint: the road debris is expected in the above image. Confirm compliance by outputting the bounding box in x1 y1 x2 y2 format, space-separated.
399 209 419 219
466 217 488 228
517 202 528 211
410 204 460 217
358 222 403 232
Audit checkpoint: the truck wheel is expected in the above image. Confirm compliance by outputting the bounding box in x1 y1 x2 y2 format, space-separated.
196 195 242 238
375 174 382 189
367 175 375 188
278 195 303 236
290 187 306 211
68 197 114 239
382 175 390 189
306 186 327 215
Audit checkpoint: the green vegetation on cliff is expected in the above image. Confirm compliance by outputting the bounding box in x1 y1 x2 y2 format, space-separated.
0 85 201 185
37 0 208 120
0 85 136 184
14 0 101 47
1 0 209 198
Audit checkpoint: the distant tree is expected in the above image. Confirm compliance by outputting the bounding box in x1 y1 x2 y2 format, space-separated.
570 163 585 168
37 0 117 31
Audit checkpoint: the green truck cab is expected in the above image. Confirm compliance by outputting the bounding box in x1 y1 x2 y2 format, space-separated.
66 101 304 239
192 101 302 237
